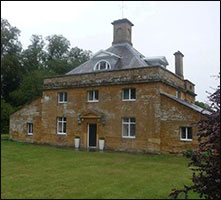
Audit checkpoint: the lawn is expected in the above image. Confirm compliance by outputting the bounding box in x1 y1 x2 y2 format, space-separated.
1 140 199 199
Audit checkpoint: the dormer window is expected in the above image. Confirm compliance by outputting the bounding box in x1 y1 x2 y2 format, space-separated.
94 60 111 71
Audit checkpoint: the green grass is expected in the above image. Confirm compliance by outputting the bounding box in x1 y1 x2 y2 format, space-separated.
1 134 9 140
1 141 199 199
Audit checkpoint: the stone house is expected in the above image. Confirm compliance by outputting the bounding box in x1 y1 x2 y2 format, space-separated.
9 18 209 154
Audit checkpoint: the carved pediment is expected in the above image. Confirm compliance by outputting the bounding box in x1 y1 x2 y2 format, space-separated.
77 109 106 125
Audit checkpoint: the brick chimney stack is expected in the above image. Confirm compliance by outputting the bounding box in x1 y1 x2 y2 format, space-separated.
174 51 184 79
111 18 134 46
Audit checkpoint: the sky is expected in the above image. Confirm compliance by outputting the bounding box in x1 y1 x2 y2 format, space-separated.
1 1 220 103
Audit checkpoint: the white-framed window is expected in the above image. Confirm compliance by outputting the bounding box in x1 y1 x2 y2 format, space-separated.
94 60 111 71
88 90 99 102
122 117 136 138
176 91 181 98
58 92 67 103
122 88 136 101
57 117 67 135
27 123 33 135
180 127 192 141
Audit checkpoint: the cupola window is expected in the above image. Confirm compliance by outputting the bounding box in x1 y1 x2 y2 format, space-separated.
94 60 111 71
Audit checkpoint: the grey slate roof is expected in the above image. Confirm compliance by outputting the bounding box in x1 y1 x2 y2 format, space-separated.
160 92 211 115
66 43 168 75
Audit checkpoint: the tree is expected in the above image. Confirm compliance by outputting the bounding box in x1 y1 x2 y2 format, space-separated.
9 70 54 107
169 82 220 199
46 34 70 60
21 35 47 72
1 18 22 102
1 99 15 134
45 35 91 75
1 18 22 57
195 101 212 112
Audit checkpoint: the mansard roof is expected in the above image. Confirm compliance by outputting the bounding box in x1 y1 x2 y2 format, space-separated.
66 43 168 75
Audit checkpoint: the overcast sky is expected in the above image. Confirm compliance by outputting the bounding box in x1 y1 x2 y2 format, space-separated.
2 1 220 103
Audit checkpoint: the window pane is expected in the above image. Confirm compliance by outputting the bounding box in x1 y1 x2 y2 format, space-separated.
58 122 62 133
64 92 67 102
58 92 63 102
100 61 106 70
181 127 186 139
58 117 62 121
123 124 129 136
130 118 136 123
63 117 66 122
123 89 129 99
88 91 93 100
63 122 66 133
187 127 192 139
130 124 135 136
95 90 99 100
28 123 33 133
131 88 136 99
123 118 129 123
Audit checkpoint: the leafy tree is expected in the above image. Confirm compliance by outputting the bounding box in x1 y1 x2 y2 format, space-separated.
9 70 54 107
169 83 220 199
21 35 47 72
1 18 22 56
46 34 70 60
195 101 212 112
1 99 15 134
1 18 22 102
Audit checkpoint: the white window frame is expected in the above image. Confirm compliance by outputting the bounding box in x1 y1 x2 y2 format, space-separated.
57 117 67 135
27 123 33 135
122 118 136 138
58 92 67 103
88 90 99 102
180 127 192 141
94 60 111 71
122 88 136 101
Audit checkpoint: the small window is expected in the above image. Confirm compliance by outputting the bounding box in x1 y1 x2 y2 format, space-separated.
57 117 67 135
27 123 33 135
176 91 181 98
189 85 192 90
180 127 192 141
94 60 111 71
123 88 136 101
88 90 99 102
58 92 67 103
122 118 136 138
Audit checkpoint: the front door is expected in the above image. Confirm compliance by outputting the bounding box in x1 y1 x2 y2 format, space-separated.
88 124 97 148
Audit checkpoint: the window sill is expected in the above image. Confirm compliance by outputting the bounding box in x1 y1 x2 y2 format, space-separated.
122 99 136 102
58 102 67 104
88 100 99 103
122 136 136 139
180 139 192 142
57 133 67 136
27 133 33 136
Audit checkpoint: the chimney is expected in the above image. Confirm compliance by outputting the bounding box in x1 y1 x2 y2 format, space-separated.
111 18 134 46
174 51 184 79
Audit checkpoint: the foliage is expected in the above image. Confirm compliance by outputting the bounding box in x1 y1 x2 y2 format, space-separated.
1 18 23 102
169 83 220 199
9 70 54 107
21 34 47 72
195 101 212 112
1 99 16 134
1 18 22 56
1 18 91 133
